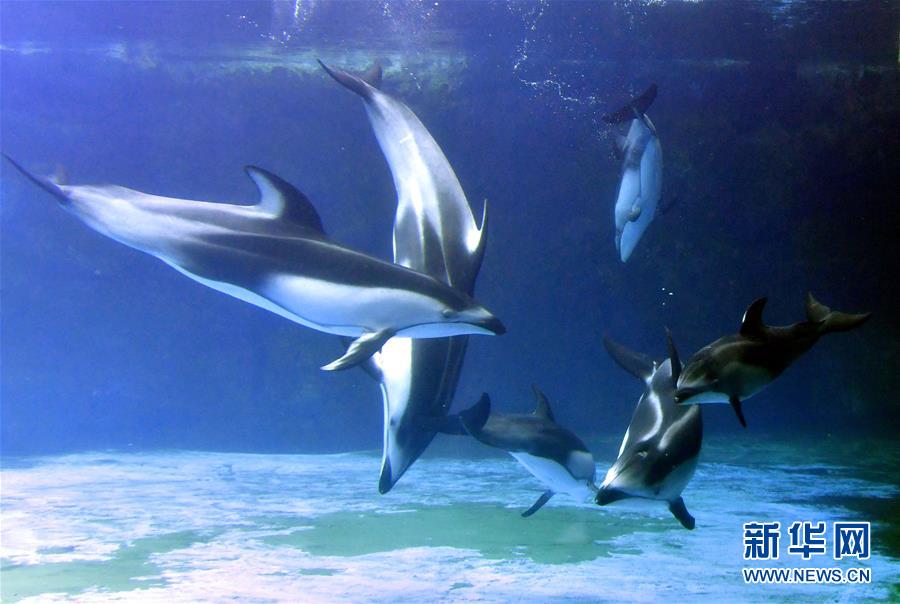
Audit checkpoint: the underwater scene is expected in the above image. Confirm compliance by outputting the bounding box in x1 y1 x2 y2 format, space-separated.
1 1 898 602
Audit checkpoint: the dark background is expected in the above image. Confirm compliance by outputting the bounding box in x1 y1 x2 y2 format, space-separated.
2 1 898 456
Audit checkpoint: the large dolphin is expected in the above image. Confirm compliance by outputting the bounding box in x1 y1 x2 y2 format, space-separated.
320 62 488 492
596 334 702 530
452 387 598 517
603 84 662 263
674 293 871 427
5 157 504 370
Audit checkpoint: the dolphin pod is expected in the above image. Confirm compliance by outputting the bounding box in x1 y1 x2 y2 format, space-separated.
319 61 488 493
4 156 504 373
4 64 873 532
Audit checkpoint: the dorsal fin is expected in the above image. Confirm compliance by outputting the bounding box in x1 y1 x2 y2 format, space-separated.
602 335 657 382
531 384 555 422
51 164 69 186
740 297 768 336
665 328 682 386
319 60 382 100
461 199 489 294
805 292 871 334
244 166 326 235
602 83 658 124
361 62 383 89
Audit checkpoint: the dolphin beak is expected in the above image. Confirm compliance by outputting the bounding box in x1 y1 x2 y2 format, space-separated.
480 316 506 335
595 488 628 506
674 388 696 405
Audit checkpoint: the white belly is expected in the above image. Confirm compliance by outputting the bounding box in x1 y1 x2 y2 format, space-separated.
510 452 596 502
377 337 414 469
165 261 332 331
164 259 468 339
614 167 642 229
684 390 732 405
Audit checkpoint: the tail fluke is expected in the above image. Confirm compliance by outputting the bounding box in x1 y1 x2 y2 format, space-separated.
3 155 68 203
318 60 383 100
602 84 658 124
805 293 871 335
459 393 491 435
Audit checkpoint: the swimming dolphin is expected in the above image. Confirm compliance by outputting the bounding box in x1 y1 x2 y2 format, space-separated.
320 61 488 492
596 334 702 530
454 387 598 517
4 157 504 371
674 293 871 427
603 84 663 262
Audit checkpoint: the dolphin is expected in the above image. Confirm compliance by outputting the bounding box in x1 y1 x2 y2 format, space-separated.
320 62 488 492
596 333 702 530
4 157 504 371
603 84 663 262
452 386 598 517
674 293 871 427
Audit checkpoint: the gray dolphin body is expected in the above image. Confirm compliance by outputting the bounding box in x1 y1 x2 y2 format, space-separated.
321 62 488 492
674 293 871 427
5 158 504 370
603 84 663 263
597 335 702 530
454 387 598 517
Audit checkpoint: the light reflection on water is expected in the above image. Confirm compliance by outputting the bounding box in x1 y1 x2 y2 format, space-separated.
1 438 897 602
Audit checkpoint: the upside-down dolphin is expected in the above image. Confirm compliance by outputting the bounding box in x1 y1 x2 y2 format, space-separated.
4 157 504 370
597 333 702 530
674 293 870 427
452 387 598 517
320 61 488 493
603 84 663 263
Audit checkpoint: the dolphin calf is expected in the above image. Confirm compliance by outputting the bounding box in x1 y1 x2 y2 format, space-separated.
674 293 871 427
603 84 663 262
320 61 488 492
5 157 504 371
453 387 598 517
596 334 702 530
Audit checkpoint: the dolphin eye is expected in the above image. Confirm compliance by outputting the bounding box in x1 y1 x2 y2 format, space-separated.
442 309 457 319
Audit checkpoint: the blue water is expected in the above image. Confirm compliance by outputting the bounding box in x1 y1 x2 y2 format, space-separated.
1 1 898 601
